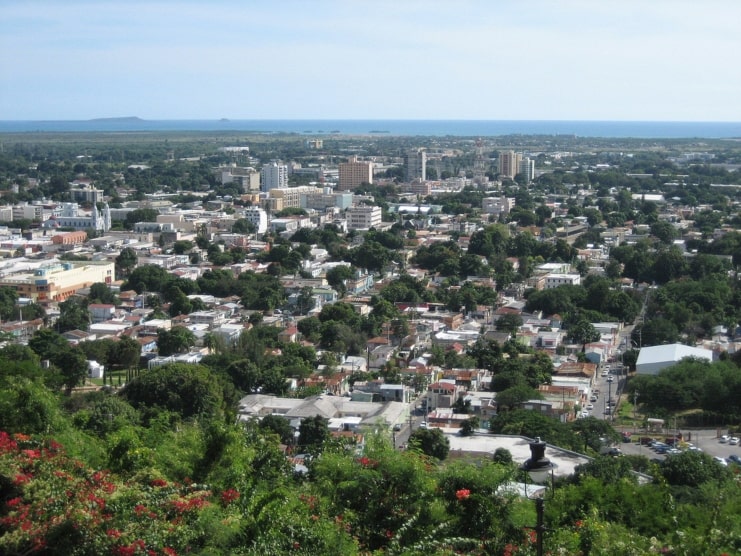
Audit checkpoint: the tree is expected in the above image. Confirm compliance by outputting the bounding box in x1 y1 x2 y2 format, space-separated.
326 265 354 297
29 329 69 361
125 208 159 229
122 363 223 419
231 218 256 235
408 427 450 460
569 319 600 352
89 282 118 305
115 247 138 279
495 313 523 336
172 240 194 254
157 327 196 356
51 346 89 394
259 414 295 445
495 385 540 411
0 286 19 321
57 296 90 333
660 450 729 487
110 335 141 370
459 416 480 437
298 415 329 454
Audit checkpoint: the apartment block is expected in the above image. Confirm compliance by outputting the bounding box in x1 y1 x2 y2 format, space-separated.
338 156 374 191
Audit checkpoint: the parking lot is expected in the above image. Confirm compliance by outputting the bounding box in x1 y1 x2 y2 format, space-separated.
618 428 741 464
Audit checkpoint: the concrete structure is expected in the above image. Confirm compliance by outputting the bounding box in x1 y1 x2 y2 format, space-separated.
260 161 288 192
301 190 353 211
545 274 581 289
51 231 88 246
499 151 522 179
242 206 268 234
70 184 104 205
347 205 382 231
635 343 714 375
338 155 373 191
12 204 45 222
269 186 321 209
404 149 426 182
518 157 535 183
482 196 515 217
0 260 114 302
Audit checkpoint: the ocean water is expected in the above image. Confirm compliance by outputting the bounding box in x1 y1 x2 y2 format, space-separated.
0 119 740 138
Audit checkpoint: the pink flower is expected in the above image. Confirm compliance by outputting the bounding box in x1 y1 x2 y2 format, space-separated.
455 488 471 501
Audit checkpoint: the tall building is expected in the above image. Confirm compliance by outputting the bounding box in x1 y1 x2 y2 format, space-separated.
260 161 288 192
498 151 522 179
338 156 374 191
404 149 426 182
519 157 535 183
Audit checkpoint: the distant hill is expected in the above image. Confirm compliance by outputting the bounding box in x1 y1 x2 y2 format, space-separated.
88 116 144 122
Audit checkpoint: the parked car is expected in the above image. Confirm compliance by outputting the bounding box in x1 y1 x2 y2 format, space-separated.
719 435 730 443
607 376 614 382
586 404 594 410
666 448 682 455
728 454 741 466
729 437 739 445
714 456 729 467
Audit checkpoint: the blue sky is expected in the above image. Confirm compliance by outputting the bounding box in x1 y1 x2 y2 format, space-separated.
1 0 740 121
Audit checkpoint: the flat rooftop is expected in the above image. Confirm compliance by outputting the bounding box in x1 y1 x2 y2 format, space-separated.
444 431 590 478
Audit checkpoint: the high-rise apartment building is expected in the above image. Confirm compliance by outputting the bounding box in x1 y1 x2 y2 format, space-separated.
338 155 374 191
260 161 288 192
498 151 522 180
404 149 426 182
519 157 535 183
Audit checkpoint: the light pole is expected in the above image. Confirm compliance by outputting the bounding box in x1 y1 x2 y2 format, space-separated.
520 437 557 556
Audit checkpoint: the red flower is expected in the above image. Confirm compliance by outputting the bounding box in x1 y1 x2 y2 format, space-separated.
292 542 300 549
107 529 122 539
150 478 168 488
14 474 31 486
455 488 471 501
6 497 22 508
163 549 177 556
575 520 584 528
221 488 240 504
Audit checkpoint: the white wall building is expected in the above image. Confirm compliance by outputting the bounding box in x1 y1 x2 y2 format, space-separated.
242 206 268 234
347 206 382 231
635 344 714 375
545 274 581 289
260 161 288 192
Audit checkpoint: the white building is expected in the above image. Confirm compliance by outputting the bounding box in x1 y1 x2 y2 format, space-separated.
635 343 714 375
482 196 515 217
519 157 535 183
242 206 268 234
544 274 581 289
260 161 288 192
42 203 111 233
347 206 382 231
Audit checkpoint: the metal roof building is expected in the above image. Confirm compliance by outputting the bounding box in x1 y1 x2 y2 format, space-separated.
635 343 714 375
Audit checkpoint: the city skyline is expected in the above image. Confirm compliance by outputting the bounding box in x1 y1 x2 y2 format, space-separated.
2 0 740 122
